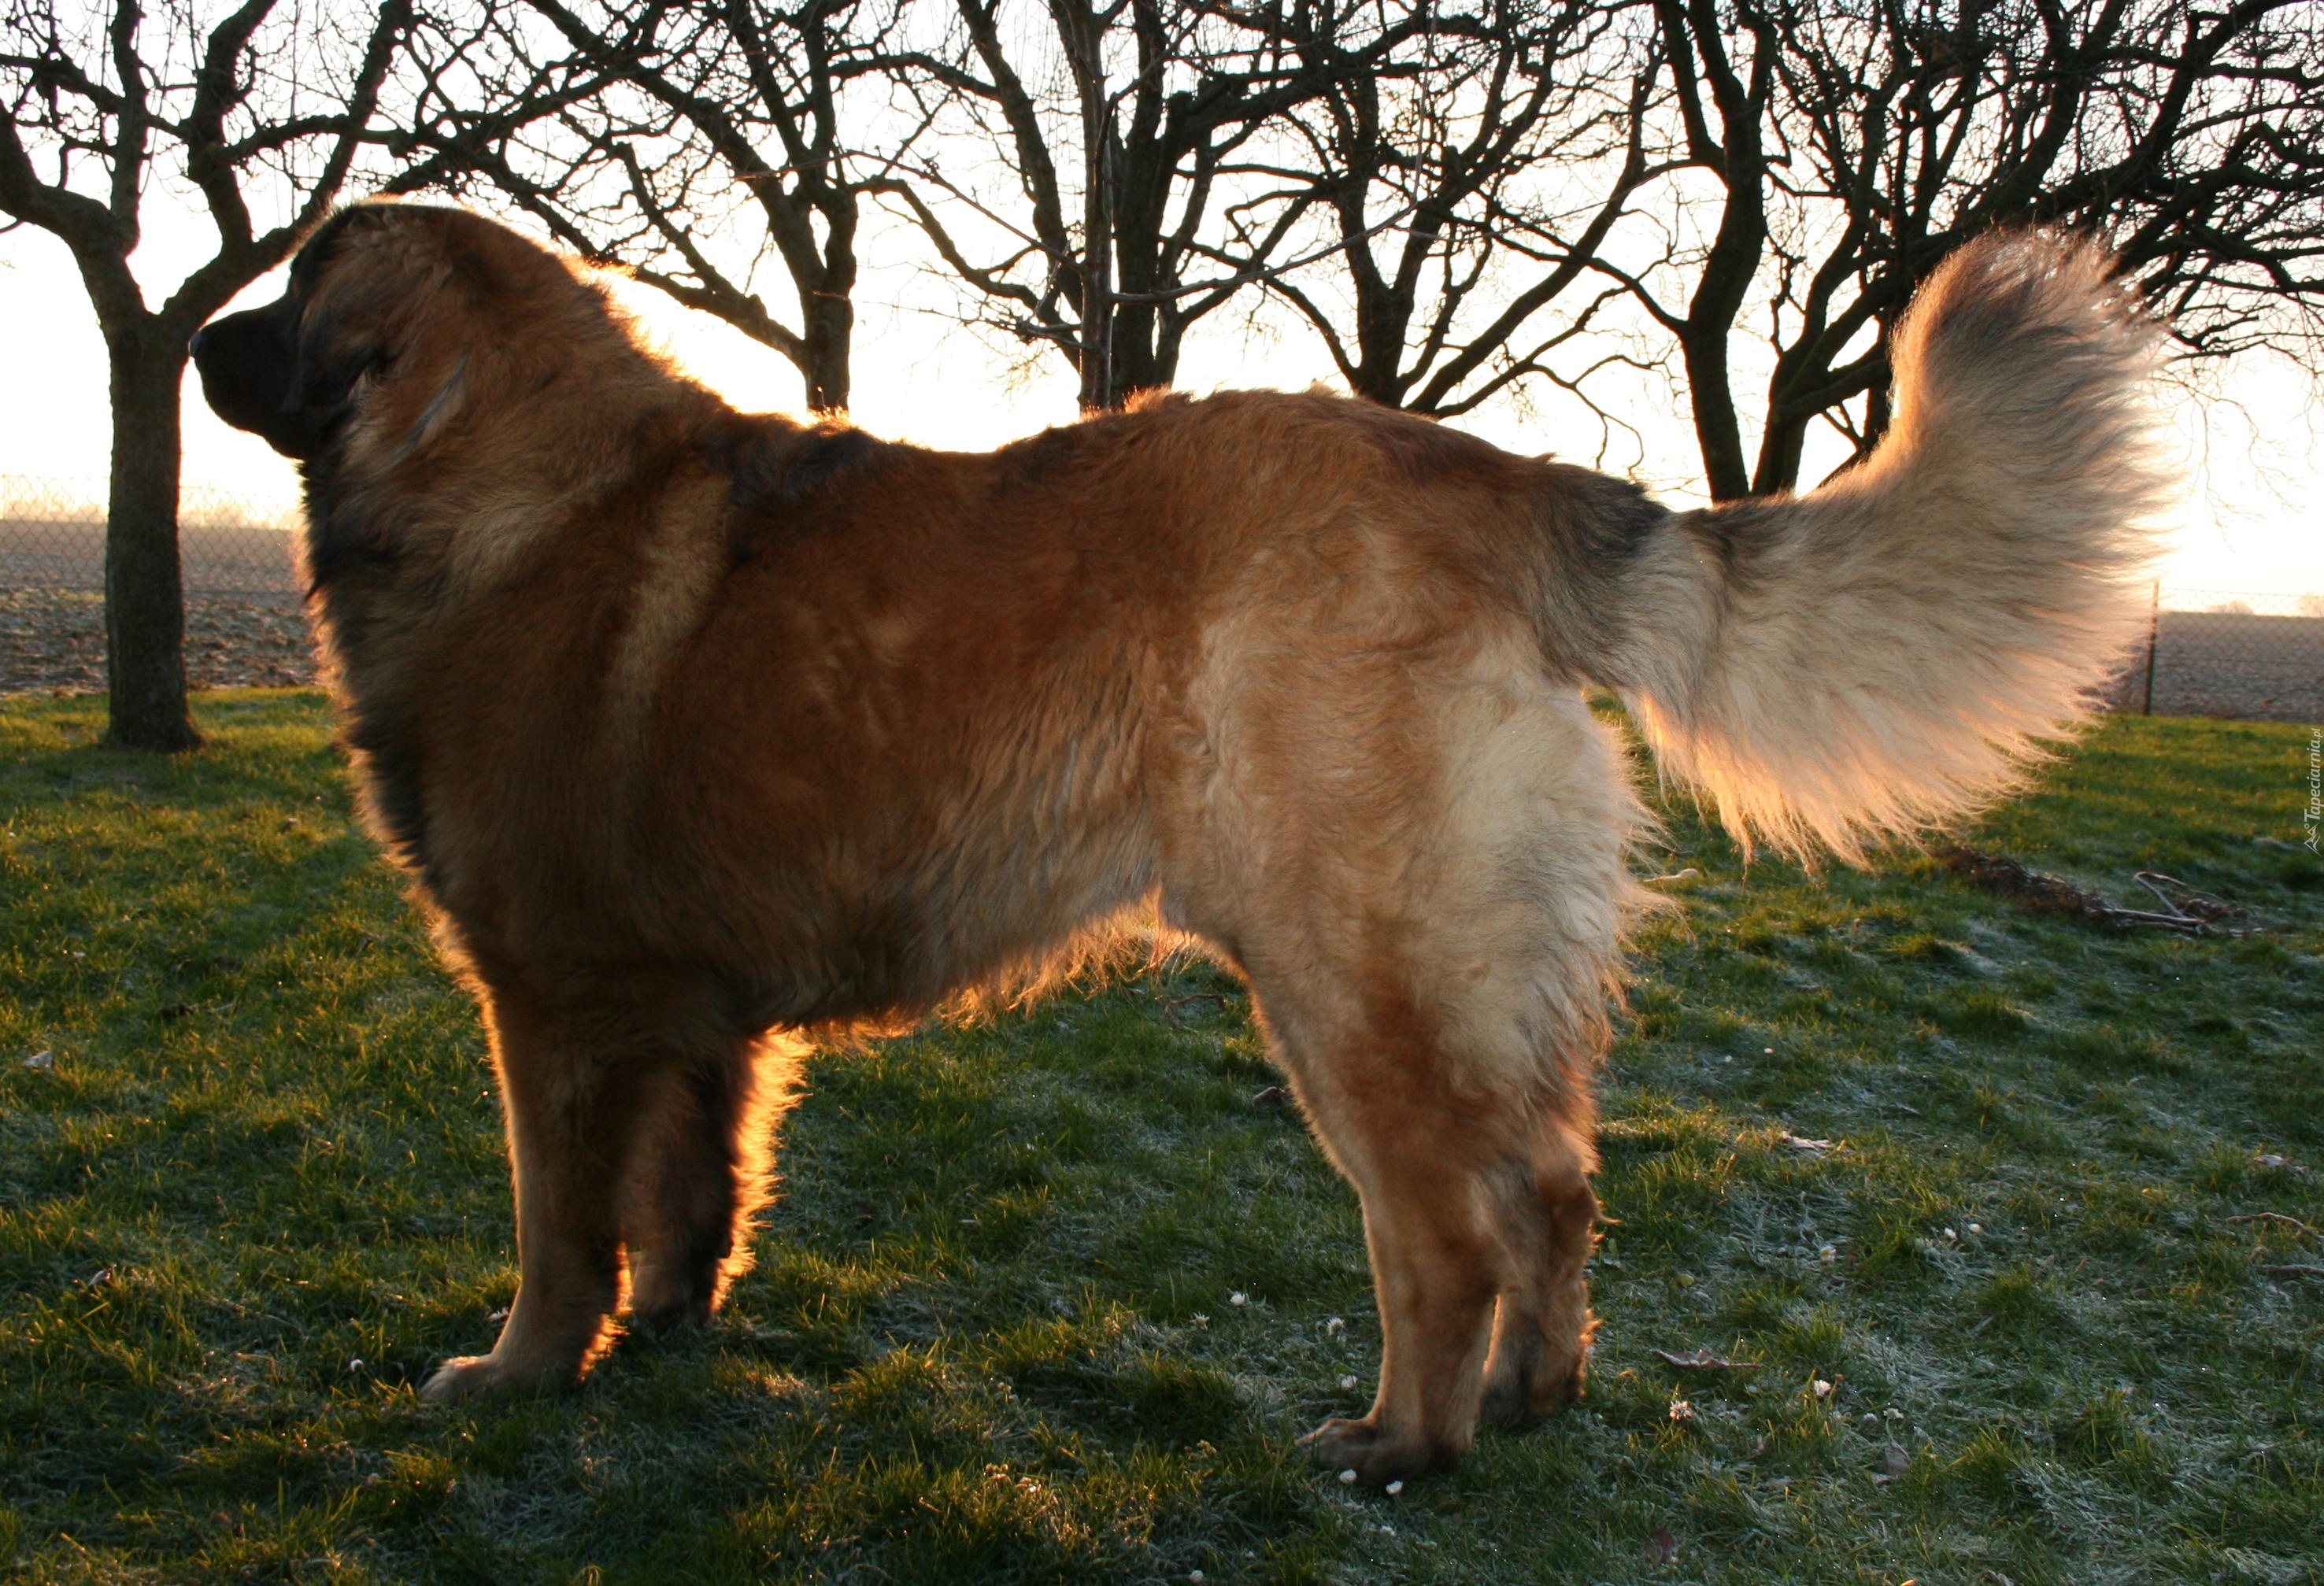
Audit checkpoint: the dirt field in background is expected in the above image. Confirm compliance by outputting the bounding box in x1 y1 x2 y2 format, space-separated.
0 519 313 697
0 518 299 597
2 590 316 696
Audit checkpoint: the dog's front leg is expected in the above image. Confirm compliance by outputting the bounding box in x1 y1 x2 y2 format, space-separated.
421 985 649 1400
621 1030 803 1334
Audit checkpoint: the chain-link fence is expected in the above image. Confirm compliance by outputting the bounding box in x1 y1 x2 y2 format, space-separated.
2108 586 2324 724
0 475 301 601
3 476 2318 720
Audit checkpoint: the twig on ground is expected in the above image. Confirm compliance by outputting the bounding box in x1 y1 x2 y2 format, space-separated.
1159 992 1234 1028
2259 1265 2324 1278
2226 1213 2321 1239
1939 848 2260 936
1651 1348 1760 1370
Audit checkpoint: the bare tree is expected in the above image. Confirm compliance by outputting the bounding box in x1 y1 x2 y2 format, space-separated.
874 0 1458 412
417 0 915 415
1242 0 1671 423
0 0 586 749
0 0 413 747
1624 0 2324 499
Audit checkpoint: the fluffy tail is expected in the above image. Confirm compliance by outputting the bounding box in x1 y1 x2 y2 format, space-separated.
1605 231 2173 862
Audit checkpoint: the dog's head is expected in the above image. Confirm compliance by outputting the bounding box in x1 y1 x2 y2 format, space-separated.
194 201 689 597
193 200 599 464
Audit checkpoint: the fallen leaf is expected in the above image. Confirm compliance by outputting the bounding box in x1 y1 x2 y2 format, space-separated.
21 1049 53 1070
1645 1528 1680 1564
1780 1133 1836 1155
1651 1348 1760 1370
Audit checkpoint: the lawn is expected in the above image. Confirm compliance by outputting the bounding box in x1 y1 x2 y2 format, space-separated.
2 692 2318 1584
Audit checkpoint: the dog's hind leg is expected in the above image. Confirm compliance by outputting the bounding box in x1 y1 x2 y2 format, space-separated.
1477 1116 1600 1428
622 1032 804 1334
1261 985 1598 1484
422 983 674 1399
1275 1033 1516 1484
1175 650 1636 1481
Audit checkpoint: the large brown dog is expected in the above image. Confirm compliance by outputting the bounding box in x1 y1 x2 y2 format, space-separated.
192 201 2164 1484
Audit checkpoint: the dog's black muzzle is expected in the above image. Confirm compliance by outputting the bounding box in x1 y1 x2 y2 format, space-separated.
191 295 348 460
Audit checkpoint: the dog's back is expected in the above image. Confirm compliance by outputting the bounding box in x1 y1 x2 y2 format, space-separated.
416 384 1662 1034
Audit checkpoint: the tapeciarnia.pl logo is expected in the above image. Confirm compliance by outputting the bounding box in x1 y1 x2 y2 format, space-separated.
2307 727 2322 854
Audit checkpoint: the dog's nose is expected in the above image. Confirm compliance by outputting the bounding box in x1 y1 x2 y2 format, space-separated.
188 324 211 360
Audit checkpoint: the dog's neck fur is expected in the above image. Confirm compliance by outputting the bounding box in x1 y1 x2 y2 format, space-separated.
298 280 737 881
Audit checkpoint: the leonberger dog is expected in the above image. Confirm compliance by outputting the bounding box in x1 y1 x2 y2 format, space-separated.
192 200 2163 1484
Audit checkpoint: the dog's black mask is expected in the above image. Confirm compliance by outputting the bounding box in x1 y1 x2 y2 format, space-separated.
191 215 382 460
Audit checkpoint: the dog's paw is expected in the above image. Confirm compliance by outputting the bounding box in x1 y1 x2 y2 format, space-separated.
1478 1350 1586 1429
625 1265 722 1339
419 1351 573 1402
626 1292 716 1339
1299 1415 1462 1487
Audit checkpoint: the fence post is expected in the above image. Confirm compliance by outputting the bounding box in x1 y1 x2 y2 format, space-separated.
2141 579 2159 716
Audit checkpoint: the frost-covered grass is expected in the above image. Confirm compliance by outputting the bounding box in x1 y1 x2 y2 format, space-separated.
2 693 2319 1584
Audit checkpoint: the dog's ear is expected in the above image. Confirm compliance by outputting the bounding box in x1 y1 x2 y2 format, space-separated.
279 302 387 446
279 206 406 449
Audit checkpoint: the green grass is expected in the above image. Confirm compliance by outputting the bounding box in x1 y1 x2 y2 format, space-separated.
2 693 2319 1584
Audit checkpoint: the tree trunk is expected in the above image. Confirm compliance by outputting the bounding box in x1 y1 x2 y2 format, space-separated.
801 290 853 415
1101 306 1174 408
1076 270 1116 412
1751 392 1812 497
103 320 200 752
1680 187 1768 503
1682 325 1753 503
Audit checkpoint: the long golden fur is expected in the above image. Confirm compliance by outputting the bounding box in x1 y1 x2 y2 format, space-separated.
191 200 2166 1484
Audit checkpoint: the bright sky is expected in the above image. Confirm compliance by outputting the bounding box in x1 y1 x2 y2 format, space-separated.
5 186 2318 599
